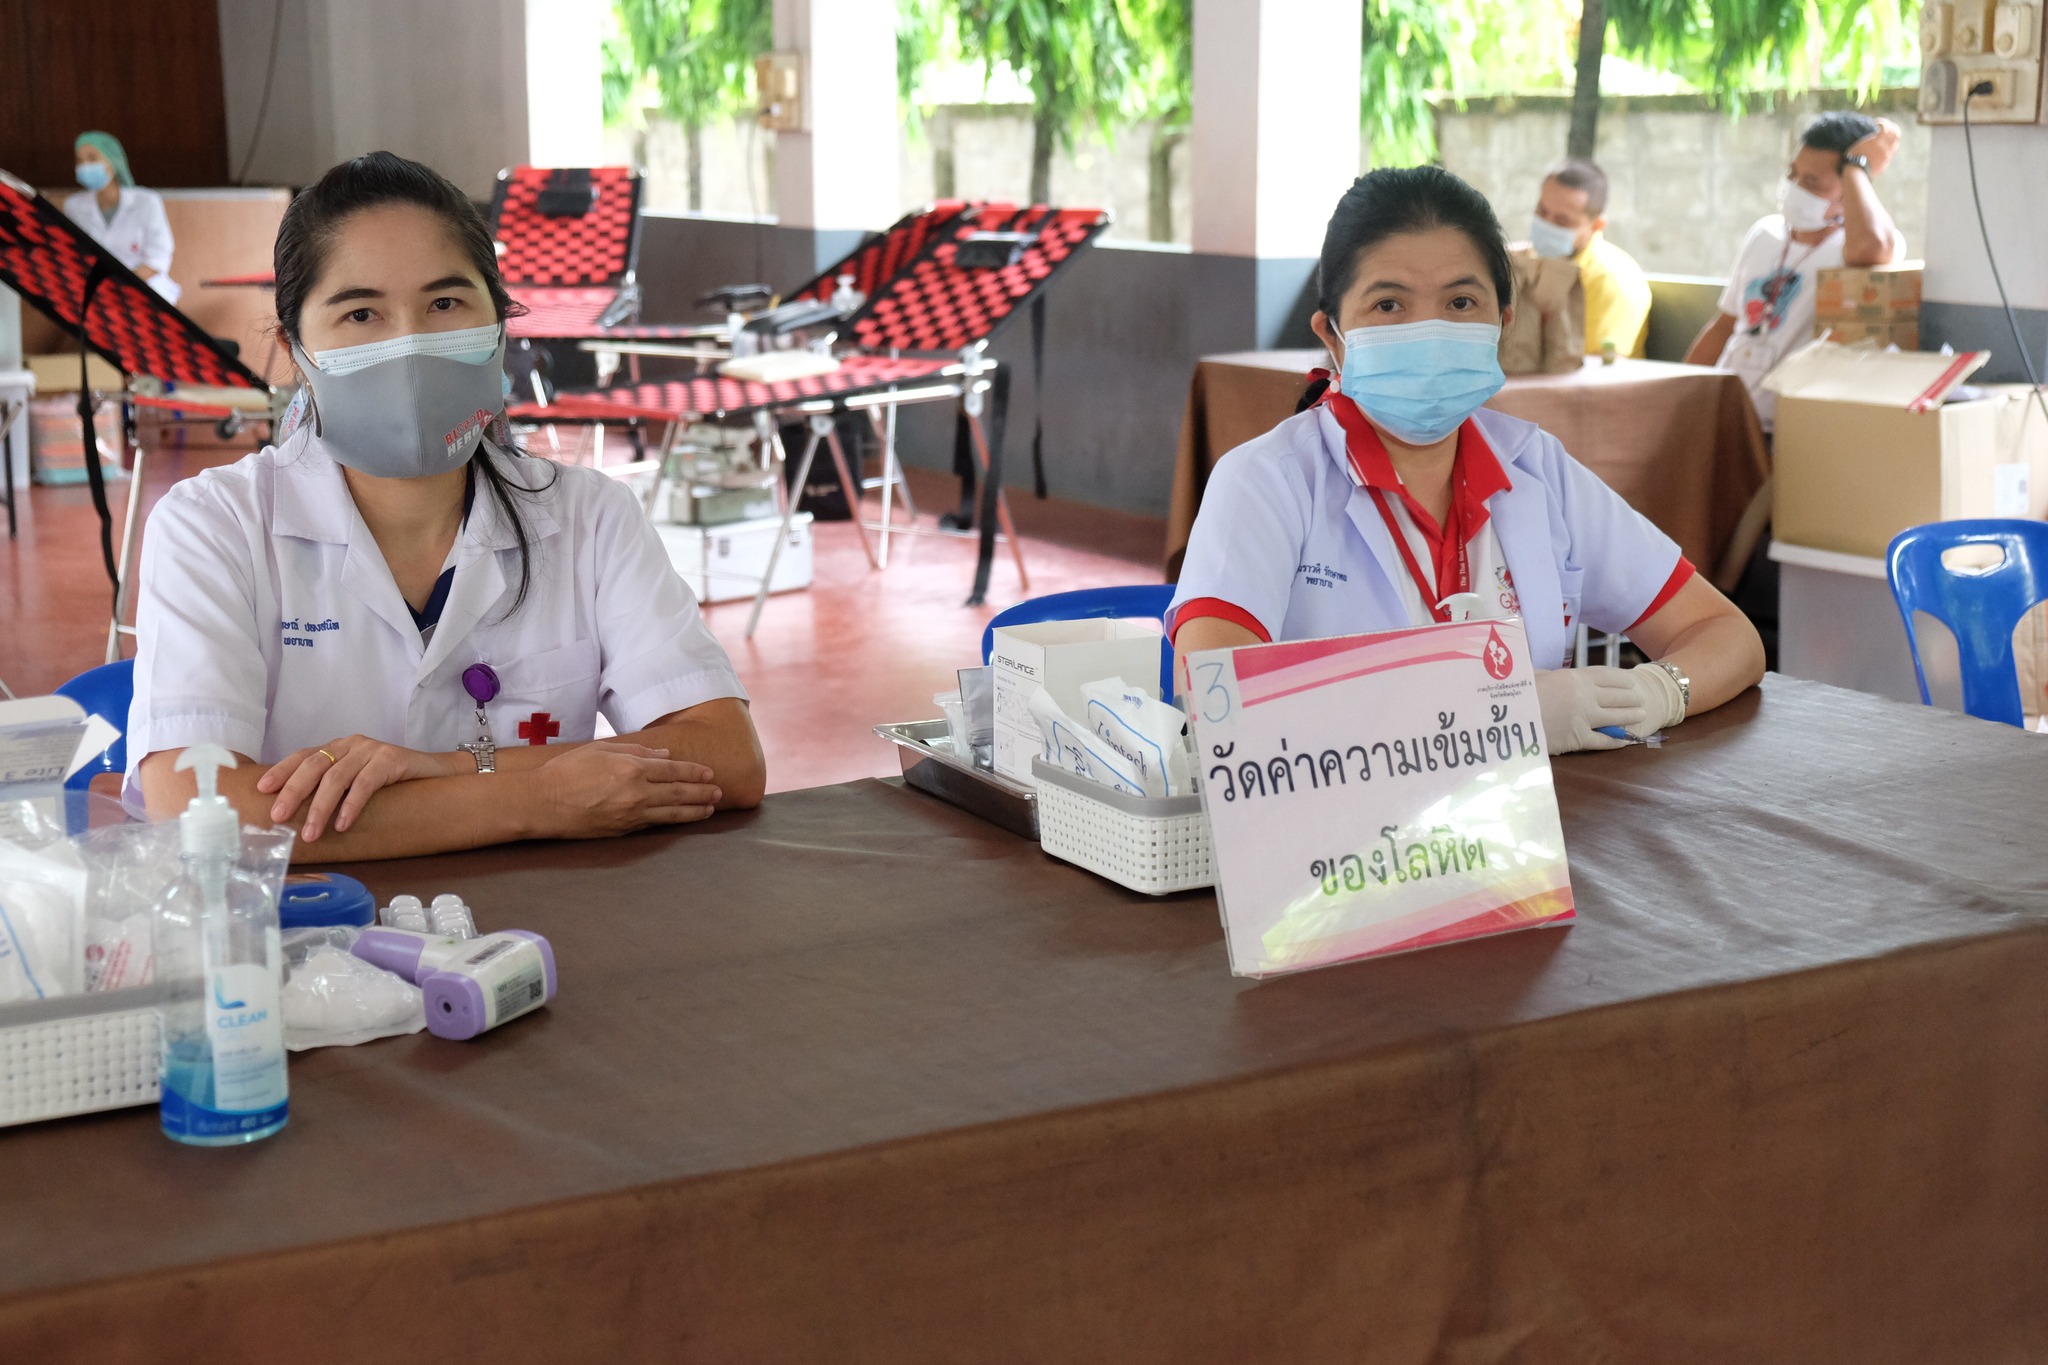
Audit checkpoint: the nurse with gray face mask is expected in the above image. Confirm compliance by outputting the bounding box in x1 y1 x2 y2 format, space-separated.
126 151 767 864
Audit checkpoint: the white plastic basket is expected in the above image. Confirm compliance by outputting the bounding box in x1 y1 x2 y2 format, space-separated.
0 986 167 1128
1032 759 1214 895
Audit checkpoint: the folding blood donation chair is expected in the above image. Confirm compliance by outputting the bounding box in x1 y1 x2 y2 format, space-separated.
558 200 985 526
516 201 1112 627
0 170 281 665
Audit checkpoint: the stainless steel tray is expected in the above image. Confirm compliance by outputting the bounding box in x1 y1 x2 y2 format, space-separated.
874 720 1038 839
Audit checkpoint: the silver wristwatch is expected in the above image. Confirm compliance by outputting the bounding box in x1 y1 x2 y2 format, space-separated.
1650 659 1691 718
458 734 497 774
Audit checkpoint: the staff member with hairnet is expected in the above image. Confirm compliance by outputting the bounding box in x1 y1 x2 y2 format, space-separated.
62 131 181 305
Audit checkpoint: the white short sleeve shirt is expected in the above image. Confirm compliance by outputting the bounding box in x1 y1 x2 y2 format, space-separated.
125 431 747 802
1713 213 1907 429
1168 403 1691 673
62 187 181 306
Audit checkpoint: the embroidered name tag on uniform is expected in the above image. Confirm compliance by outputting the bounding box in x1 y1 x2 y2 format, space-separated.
280 618 341 648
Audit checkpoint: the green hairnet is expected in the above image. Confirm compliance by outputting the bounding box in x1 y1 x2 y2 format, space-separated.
74 131 133 187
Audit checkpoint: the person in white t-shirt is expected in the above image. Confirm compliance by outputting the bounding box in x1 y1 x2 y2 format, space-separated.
1685 112 1906 429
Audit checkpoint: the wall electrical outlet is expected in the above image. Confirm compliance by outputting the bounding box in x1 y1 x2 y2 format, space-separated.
1921 0 2048 122
755 51 804 132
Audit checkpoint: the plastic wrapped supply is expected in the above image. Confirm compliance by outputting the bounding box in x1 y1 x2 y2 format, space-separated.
76 814 183 992
281 947 425 1051
1078 676 1192 799
934 690 969 757
0 811 88 1002
1026 685 1150 797
956 666 996 768
429 894 477 939
381 894 429 933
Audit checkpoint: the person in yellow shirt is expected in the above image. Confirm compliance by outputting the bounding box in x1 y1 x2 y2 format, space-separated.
1529 159 1652 358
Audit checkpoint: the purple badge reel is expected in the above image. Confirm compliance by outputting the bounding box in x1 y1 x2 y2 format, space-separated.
458 663 500 772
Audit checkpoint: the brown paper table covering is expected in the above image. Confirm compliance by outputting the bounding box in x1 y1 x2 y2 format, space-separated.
1166 350 1772 587
6 677 2048 1363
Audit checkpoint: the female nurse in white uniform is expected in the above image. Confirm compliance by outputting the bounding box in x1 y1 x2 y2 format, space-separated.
129 151 765 861
62 132 181 306
1171 167 1764 752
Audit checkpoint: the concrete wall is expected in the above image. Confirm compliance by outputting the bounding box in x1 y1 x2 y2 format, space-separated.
1435 89 1929 279
217 0 601 197
1920 123 2048 384
609 108 1191 247
632 212 1313 517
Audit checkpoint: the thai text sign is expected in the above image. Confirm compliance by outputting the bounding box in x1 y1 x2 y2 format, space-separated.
1186 618 1575 978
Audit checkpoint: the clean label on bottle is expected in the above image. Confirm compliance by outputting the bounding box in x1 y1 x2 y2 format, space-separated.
205 960 287 1111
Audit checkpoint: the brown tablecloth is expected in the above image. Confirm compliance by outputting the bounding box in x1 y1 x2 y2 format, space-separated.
7 677 2048 1363
1167 351 1772 587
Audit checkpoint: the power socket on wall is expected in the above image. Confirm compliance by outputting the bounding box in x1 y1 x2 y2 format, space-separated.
1921 0 2048 123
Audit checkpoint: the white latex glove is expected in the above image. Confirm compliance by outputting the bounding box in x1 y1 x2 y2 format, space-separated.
1533 664 1686 755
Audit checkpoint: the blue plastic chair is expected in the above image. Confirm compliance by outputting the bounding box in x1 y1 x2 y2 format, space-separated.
54 659 134 791
1886 520 2048 728
980 585 1177 698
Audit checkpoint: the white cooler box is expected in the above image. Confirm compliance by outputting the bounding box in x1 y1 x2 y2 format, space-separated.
657 512 813 604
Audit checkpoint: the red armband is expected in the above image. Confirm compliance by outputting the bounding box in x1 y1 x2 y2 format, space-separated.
1627 558 1698 631
1169 598 1272 646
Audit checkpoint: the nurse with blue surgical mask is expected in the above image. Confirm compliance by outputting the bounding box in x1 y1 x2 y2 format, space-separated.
128 151 765 861
63 131 182 305
1170 166 1764 753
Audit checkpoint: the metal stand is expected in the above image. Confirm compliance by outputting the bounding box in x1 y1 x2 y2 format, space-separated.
861 399 918 568
0 395 22 539
745 411 874 639
104 412 143 663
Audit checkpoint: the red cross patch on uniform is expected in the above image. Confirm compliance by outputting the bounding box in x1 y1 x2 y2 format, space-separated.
518 712 560 745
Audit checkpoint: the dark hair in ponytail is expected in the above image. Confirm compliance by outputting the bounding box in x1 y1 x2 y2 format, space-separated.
1316 165 1515 321
273 150 552 613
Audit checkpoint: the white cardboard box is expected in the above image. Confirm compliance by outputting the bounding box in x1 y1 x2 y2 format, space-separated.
656 512 813 605
989 619 1164 783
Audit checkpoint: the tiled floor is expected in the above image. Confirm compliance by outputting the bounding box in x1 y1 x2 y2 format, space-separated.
0 432 1166 792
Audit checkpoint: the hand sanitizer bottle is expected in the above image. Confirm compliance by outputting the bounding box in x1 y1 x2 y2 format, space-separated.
157 745 290 1146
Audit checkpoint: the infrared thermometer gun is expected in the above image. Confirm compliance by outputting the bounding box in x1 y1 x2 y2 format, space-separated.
352 928 557 1040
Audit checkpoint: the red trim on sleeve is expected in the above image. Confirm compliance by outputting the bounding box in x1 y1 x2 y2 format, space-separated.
1170 598 1272 645
1628 557 1697 631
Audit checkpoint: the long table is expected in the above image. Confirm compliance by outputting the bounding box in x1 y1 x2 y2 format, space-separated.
1167 351 1772 587
7 677 2048 1362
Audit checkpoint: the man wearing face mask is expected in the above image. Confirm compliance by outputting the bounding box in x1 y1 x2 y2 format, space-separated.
1684 112 1905 429
1528 159 1651 359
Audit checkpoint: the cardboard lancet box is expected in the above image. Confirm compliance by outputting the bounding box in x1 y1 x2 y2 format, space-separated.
1767 341 2048 560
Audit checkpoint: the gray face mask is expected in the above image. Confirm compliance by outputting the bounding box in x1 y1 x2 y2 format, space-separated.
289 328 508 479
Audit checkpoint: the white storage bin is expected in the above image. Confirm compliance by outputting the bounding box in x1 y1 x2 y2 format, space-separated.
1032 759 1214 896
657 512 813 604
0 985 170 1128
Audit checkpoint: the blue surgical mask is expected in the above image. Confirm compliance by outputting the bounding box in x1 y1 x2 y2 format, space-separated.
1334 319 1505 447
1528 216 1580 260
75 162 110 191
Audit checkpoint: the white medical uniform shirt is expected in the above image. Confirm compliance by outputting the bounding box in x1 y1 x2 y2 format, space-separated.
1168 401 1692 673
62 187 181 305
125 430 747 802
